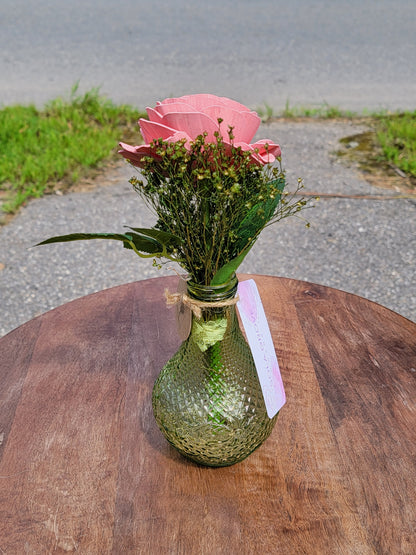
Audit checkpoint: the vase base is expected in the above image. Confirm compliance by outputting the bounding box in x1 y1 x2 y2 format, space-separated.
157 413 278 467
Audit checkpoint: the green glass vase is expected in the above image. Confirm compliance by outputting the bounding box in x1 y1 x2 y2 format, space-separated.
152 275 278 467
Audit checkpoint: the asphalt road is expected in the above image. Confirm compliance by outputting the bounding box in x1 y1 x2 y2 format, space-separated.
1 0 416 111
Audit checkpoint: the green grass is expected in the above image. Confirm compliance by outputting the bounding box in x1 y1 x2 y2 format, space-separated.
256 100 356 121
0 84 143 213
374 111 416 178
280 100 356 120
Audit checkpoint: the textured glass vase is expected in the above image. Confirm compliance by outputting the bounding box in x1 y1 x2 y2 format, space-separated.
152 275 278 467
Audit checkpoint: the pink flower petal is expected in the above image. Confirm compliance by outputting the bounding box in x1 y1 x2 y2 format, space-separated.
118 142 160 168
251 140 282 161
217 96 252 112
160 94 250 113
230 140 281 165
145 107 163 122
165 130 192 147
213 96 253 112
219 141 260 166
139 118 178 143
162 111 219 142
231 143 263 165
202 105 260 143
153 102 199 116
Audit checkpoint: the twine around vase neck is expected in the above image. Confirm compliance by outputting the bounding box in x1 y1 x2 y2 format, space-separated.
165 289 239 319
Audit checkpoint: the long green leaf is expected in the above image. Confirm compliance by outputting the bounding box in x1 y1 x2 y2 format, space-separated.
35 232 132 246
35 232 162 255
210 248 250 286
210 178 286 285
234 177 285 252
126 227 182 248
127 233 163 254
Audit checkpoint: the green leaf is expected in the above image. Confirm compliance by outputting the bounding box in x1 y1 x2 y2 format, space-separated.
234 177 285 253
128 233 162 254
210 248 250 286
35 232 162 255
126 227 182 248
210 179 285 285
35 232 133 246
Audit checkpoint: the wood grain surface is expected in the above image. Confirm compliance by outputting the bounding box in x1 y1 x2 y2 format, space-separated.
0 275 415 554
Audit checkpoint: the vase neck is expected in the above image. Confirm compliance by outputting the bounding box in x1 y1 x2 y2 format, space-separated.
186 276 239 351
186 275 238 303
185 275 238 323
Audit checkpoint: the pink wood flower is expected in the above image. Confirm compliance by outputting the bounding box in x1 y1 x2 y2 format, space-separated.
119 94 281 167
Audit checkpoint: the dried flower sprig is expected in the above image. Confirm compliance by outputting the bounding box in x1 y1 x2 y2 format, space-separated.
128 130 307 284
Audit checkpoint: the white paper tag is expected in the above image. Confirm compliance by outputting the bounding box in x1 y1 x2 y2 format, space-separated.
237 279 286 418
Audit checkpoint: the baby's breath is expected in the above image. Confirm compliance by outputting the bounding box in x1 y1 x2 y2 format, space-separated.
129 131 309 285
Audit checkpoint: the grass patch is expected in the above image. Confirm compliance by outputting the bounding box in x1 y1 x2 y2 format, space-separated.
280 100 356 120
336 111 416 188
374 111 416 178
256 101 357 122
0 84 144 213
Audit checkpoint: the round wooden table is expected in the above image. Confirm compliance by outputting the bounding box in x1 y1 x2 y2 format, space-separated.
0 275 415 554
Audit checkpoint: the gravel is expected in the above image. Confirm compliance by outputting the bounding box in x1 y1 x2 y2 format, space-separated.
1 120 415 337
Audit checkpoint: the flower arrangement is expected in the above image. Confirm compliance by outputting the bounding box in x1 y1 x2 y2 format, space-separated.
38 94 308 286
37 94 311 466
